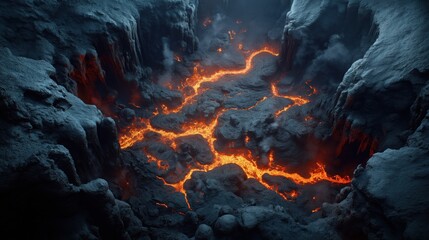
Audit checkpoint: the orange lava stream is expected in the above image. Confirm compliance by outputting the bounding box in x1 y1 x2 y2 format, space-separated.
311 207 321 213
171 47 279 113
119 47 350 208
271 82 310 117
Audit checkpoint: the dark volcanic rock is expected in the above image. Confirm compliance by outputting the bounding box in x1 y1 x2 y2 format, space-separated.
1 0 429 239
176 135 214 165
186 164 248 195
280 1 429 239
214 214 238 233
238 206 275 229
0 48 139 239
0 0 198 113
195 224 214 240
150 113 186 132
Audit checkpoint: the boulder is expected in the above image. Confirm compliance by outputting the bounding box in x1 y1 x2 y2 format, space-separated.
214 214 238 233
195 224 214 240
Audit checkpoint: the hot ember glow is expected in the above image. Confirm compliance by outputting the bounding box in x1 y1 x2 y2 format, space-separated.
202 17 212 27
245 135 250 144
311 207 321 213
170 47 280 113
228 30 236 41
119 46 350 208
305 116 314 122
146 153 169 172
306 80 318 96
174 55 182 62
271 82 310 117
155 202 169 208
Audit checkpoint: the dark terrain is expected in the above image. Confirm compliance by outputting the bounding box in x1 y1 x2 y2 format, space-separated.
0 0 428 239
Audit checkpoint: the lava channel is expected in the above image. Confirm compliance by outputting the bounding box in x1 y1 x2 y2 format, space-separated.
119 46 351 209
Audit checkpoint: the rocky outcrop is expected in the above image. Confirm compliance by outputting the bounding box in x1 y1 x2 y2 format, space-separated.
278 0 429 239
281 0 376 80
333 0 429 150
0 48 146 239
0 1 200 236
0 0 198 113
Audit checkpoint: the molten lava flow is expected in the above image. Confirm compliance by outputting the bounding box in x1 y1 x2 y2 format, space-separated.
187 47 278 95
306 80 318 96
119 46 350 209
289 190 299 198
268 150 275 166
271 82 310 117
239 96 268 111
146 153 169 172
170 47 279 113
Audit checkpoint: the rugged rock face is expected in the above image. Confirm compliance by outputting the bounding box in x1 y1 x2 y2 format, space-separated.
1 0 428 239
0 0 199 239
0 48 141 239
0 0 198 113
280 0 429 239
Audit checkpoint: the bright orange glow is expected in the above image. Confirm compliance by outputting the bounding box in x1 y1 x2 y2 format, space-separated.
245 135 250 144
271 82 310 117
312 207 321 213
305 116 314 122
289 190 298 198
306 80 318 96
147 153 169 172
277 189 299 201
118 45 350 209
217 48 223 53
170 47 279 113
161 104 168 113
268 150 275 166
228 30 236 41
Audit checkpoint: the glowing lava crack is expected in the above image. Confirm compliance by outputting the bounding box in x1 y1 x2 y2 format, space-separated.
119 47 351 209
